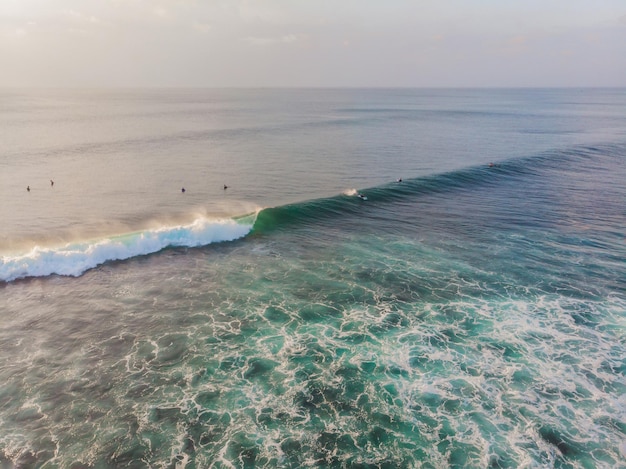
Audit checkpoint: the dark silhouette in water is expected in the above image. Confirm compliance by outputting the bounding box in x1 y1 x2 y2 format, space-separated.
50 180 54 186
27 186 30 192
181 187 186 193
224 184 228 190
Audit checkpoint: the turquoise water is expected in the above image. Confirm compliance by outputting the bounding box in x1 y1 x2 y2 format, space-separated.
1 89 625 468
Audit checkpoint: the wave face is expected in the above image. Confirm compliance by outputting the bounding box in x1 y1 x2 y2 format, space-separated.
0 216 254 282
253 142 626 234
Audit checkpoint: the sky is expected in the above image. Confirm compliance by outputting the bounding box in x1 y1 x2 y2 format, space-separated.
1 0 625 88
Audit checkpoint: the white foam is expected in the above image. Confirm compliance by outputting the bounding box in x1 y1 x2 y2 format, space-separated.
0 216 254 282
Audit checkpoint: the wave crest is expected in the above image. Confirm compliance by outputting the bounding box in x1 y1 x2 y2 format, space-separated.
1 216 255 282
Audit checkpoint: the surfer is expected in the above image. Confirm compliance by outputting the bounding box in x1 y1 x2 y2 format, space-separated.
50 179 54 186
224 184 228 190
27 185 30 192
181 187 186 193
397 178 402 183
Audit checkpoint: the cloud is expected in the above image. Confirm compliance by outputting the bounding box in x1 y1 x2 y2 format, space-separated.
2 19 37 39
2 0 625 87
193 21 212 33
243 33 300 46
153 7 169 19
508 35 528 46
236 1 289 24
64 9 101 24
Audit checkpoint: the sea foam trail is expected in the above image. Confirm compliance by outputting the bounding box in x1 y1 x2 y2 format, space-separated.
0 216 255 282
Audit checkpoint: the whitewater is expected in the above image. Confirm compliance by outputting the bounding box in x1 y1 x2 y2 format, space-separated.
1 215 256 282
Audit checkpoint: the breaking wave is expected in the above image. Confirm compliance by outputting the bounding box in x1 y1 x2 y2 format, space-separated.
0 216 255 282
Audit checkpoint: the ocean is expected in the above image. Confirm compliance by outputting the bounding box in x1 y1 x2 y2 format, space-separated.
0 88 625 468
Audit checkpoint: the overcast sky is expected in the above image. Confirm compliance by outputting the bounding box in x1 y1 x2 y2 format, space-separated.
1 0 625 87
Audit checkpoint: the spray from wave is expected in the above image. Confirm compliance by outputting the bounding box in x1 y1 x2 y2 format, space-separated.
0 215 256 282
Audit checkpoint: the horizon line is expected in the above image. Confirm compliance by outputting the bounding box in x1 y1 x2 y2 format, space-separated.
1 85 625 90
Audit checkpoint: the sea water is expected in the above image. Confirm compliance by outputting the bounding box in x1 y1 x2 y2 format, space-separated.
0 88 625 468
